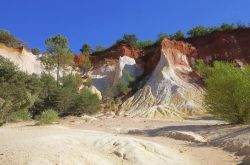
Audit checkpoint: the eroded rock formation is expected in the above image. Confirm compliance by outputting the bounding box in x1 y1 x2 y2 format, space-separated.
119 39 204 118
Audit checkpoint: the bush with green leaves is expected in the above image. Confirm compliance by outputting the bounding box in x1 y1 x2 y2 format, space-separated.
29 73 58 116
136 40 154 49
220 23 235 31
116 69 135 95
6 110 31 122
194 60 250 124
31 48 41 55
0 56 41 120
0 30 24 48
122 34 138 48
37 109 59 125
116 79 130 95
187 26 210 37
169 30 186 40
73 89 100 115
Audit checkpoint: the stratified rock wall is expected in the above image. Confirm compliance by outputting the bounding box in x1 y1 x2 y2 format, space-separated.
119 39 204 118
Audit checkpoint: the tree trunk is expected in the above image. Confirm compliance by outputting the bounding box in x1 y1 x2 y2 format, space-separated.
57 53 60 87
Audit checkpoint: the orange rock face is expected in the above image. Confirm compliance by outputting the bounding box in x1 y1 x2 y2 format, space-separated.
74 55 85 66
89 42 141 68
75 28 250 76
140 39 197 75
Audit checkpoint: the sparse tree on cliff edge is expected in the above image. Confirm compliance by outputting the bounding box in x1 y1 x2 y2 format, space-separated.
31 48 41 55
122 34 138 48
80 43 92 55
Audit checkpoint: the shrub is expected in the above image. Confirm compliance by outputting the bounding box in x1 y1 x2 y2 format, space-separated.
37 109 59 125
29 73 58 117
116 79 130 95
220 23 235 31
0 56 41 120
157 33 170 41
136 40 154 49
102 83 115 102
170 30 185 40
187 26 209 37
116 70 135 95
73 89 100 115
31 48 41 55
80 43 92 55
79 56 92 73
6 110 31 122
194 60 250 124
122 34 138 48
0 30 24 48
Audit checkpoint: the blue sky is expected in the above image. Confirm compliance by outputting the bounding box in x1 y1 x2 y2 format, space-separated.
1 0 249 53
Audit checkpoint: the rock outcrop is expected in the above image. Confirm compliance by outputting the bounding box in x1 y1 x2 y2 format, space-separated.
186 28 250 64
119 39 204 118
0 43 43 75
87 43 143 92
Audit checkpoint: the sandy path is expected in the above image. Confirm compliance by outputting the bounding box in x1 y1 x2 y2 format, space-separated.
0 118 242 165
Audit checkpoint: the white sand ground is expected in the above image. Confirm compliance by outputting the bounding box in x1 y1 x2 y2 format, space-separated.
0 117 245 165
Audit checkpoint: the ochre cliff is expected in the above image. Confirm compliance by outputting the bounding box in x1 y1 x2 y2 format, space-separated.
186 28 250 64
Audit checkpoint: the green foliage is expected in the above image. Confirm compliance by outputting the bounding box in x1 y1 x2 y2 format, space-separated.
37 109 59 125
157 31 185 41
122 34 138 48
102 83 115 102
187 26 209 37
136 40 154 49
73 89 100 115
236 21 247 29
195 60 250 124
31 48 41 55
220 23 235 31
79 55 92 72
157 33 170 41
193 59 207 73
45 34 68 53
80 43 92 55
0 57 41 120
116 79 130 95
55 74 81 113
116 69 135 95
123 69 135 83
40 55 56 74
169 30 185 40
0 30 24 48
29 73 58 117
45 34 73 85
7 110 31 122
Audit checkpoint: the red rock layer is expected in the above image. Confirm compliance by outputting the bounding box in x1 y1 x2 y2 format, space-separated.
90 42 140 67
140 39 197 75
186 28 250 64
